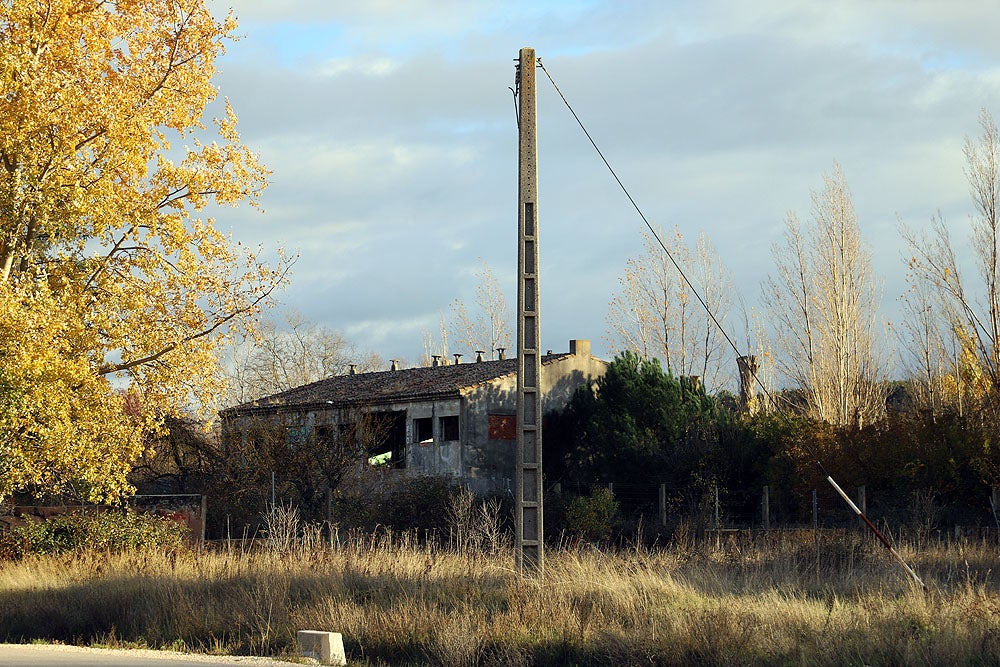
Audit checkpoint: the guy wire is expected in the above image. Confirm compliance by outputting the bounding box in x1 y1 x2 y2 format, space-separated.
534 57 926 591
537 60 792 455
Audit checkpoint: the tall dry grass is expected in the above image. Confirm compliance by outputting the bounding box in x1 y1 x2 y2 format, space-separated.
1 527 999 665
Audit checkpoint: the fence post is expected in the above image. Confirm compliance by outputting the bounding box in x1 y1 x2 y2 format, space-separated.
199 494 207 545
714 484 720 530
857 486 866 531
991 486 1000 542
714 484 721 549
762 485 770 531
812 488 819 578
659 483 667 528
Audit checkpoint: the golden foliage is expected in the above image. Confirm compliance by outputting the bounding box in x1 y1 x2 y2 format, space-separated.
0 1 287 502
938 325 995 407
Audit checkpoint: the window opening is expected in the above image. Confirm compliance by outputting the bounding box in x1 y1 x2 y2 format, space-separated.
414 417 434 444
440 415 459 441
367 410 406 468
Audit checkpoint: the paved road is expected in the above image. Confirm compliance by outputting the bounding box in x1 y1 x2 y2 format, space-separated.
0 644 304 666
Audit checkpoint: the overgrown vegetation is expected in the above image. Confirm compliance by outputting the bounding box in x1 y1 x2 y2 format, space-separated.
563 487 619 542
0 510 186 559
545 352 1000 536
1 531 998 665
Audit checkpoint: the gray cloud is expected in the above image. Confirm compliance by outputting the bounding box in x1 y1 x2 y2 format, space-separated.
203 0 1000 370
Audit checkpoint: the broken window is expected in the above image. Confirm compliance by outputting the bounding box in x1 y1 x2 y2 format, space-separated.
286 424 309 449
439 415 459 441
414 417 434 444
367 411 406 468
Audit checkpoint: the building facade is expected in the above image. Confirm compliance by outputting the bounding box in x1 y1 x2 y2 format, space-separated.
221 339 606 495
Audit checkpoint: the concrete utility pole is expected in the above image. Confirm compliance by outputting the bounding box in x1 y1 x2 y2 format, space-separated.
515 46 543 575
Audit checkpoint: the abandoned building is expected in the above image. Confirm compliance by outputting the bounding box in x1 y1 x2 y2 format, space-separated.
221 339 607 495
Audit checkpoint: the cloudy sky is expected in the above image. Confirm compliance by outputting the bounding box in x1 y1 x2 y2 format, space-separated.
202 0 1000 376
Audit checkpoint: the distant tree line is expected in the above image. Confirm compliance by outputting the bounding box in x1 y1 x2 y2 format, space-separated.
544 351 1000 537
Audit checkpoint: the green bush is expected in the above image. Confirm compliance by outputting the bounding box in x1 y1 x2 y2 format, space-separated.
0 509 187 559
564 487 619 542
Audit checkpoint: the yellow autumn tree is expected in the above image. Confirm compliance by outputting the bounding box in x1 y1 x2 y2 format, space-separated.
901 110 1000 417
0 1 286 503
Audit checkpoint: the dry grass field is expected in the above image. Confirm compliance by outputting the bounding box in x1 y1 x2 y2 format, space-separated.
0 528 998 666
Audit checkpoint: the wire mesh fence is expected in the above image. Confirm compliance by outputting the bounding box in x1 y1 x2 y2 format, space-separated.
551 480 1000 544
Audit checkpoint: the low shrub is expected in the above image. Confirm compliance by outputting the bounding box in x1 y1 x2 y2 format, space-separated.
0 508 187 559
564 487 619 542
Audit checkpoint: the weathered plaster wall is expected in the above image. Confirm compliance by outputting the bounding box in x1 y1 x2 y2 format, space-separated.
404 398 462 476
222 340 608 498
461 374 518 496
456 340 608 496
541 340 608 411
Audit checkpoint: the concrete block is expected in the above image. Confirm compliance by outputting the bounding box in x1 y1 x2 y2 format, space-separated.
297 630 347 666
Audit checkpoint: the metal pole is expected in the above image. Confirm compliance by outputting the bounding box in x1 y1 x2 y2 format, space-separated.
515 46 543 576
827 476 926 590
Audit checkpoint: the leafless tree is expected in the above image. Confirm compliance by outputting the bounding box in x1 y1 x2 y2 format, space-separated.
421 313 450 366
901 109 1000 410
606 225 733 391
763 164 886 426
896 268 957 413
217 409 386 520
226 310 379 405
424 260 512 364
451 260 512 359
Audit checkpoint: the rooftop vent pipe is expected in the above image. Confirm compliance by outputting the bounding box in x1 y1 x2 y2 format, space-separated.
432 355 442 367
496 347 506 360
476 350 485 362
453 353 462 365
390 359 400 371
349 364 357 375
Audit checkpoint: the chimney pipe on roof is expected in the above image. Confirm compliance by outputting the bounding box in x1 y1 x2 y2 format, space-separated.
496 347 506 360
390 359 400 371
349 364 357 375
432 355 442 367
476 350 485 362
453 353 462 364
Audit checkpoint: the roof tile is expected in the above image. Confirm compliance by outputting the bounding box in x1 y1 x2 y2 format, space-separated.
225 354 568 414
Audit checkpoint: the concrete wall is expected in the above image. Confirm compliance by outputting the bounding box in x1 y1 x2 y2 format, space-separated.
221 339 608 498
325 340 608 496
403 397 462 476
460 374 518 495
541 339 607 411
456 339 608 496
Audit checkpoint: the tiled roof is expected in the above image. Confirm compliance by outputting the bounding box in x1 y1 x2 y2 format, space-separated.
224 353 569 415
